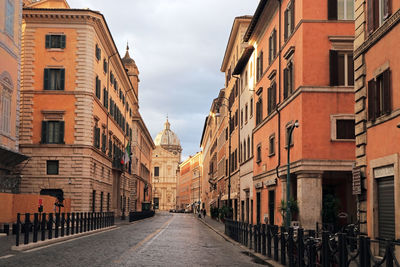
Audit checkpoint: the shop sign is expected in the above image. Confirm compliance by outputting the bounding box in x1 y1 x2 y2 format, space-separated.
352 166 362 195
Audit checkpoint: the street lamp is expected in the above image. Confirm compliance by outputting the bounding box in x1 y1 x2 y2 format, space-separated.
214 97 232 217
286 120 299 229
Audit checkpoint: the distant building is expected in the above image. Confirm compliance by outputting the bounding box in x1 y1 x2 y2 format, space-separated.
151 119 181 211
354 0 400 247
177 152 202 211
0 0 29 193
19 0 154 215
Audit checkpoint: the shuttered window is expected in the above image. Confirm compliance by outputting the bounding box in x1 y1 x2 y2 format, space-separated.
283 62 294 99
256 97 263 125
95 44 101 61
101 132 107 153
368 69 391 121
44 69 65 90
269 134 275 156
103 88 108 109
257 51 264 81
336 119 355 139
269 29 277 65
108 138 113 158
103 59 108 73
368 0 392 33
93 126 100 149
95 76 101 99
267 82 277 115
377 177 395 255
1 96 11 134
45 35 66 49
329 51 354 86
154 167 159 177
41 121 65 144
256 144 261 163
284 1 295 41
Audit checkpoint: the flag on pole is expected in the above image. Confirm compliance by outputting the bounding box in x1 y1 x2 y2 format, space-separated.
123 142 131 164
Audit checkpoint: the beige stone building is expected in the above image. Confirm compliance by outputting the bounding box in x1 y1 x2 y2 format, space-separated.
19 0 154 215
151 119 181 211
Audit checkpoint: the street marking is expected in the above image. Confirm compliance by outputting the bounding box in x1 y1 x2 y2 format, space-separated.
22 227 119 253
114 216 174 263
0 254 15 260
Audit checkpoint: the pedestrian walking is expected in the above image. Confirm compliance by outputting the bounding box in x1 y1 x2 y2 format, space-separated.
202 208 206 218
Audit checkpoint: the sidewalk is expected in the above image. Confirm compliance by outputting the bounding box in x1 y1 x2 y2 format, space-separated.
197 214 283 267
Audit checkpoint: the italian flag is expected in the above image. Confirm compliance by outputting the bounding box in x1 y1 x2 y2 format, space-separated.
121 142 131 164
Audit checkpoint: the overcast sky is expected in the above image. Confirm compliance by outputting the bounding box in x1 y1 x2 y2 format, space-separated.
68 0 258 161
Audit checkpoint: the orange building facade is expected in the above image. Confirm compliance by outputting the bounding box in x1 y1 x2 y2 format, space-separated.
19 0 154 215
354 0 400 246
0 0 29 193
242 0 356 229
177 152 202 211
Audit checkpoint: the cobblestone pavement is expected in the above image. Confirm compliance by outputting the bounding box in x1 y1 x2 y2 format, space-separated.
0 212 269 267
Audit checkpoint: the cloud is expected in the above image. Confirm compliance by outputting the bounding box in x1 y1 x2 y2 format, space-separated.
68 0 258 157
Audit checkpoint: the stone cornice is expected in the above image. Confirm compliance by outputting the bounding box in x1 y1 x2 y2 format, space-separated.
354 9 400 58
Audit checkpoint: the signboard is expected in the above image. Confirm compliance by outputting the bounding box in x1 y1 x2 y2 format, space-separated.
352 166 362 195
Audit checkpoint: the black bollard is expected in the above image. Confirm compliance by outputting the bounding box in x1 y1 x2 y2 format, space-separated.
280 226 286 265
33 213 38 243
66 213 70 236
75 212 79 234
273 226 279 261
80 212 83 232
24 213 31 245
71 212 75 235
16 213 20 246
47 213 53 240
288 227 295 267
61 213 65 237
298 228 305 267
267 224 272 257
262 224 266 256
55 213 60 238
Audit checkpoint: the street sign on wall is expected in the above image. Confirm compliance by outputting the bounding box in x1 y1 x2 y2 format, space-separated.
352 166 362 195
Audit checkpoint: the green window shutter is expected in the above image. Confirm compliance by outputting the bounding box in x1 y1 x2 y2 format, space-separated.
329 50 338 86
328 0 337 20
368 79 376 121
44 69 49 90
61 35 66 49
45 35 51 48
283 68 289 99
41 121 48 143
284 9 288 41
60 69 65 90
383 69 391 115
59 121 65 144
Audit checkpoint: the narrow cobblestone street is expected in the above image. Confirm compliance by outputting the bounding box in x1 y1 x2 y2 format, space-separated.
0 213 269 266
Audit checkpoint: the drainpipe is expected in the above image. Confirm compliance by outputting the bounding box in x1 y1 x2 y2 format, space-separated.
275 0 282 180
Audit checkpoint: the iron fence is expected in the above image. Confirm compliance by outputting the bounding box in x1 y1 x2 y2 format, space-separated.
225 219 400 267
15 212 115 246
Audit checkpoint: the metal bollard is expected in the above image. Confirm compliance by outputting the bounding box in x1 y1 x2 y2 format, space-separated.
71 212 75 235
249 224 253 249
322 231 329 267
33 213 38 243
61 213 65 237
267 224 272 257
16 213 20 246
262 224 266 256
80 212 83 232
288 227 295 267
55 213 60 238
254 224 258 252
280 226 286 265
273 226 279 261
47 213 53 240
75 213 79 234
24 213 31 245
338 233 347 267
298 228 305 267
66 213 70 236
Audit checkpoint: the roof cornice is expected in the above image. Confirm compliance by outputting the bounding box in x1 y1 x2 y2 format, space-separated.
243 0 268 42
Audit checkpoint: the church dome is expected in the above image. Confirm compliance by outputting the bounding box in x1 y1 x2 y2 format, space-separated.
154 119 182 152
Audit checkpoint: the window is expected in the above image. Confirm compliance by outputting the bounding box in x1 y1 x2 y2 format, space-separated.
46 160 59 175
337 120 355 139
330 51 354 86
243 140 246 161
95 44 101 60
283 62 294 99
41 121 65 144
95 76 101 99
368 0 391 33
248 136 251 158
110 72 114 85
101 131 106 153
235 109 238 127
93 125 100 148
154 167 159 177
368 69 391 121
225 128 228 141
269 134 275 156
256 97 263 125
45 35 66 49
268 82 277 115
245 104 248 123
241 109 244 127
256 144 262 164
92 190 96 212
328 0 354 20
1 95 11 134
250 98 254 117
103 59 108 73
5 0 14 37
103 88 108 108
256 51 263 82
269 29 277 64
100 192 104 212
44 69 65 90
284 1 295 41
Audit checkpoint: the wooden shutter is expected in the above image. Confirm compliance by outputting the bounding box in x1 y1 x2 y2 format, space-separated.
327 0 337 20
290 0 295 33
374 0 380 30
368 79 376 120
60 69 65 90
283 68 288 99
273 30 276 58
367 0 375 33
272 82 276 110
41 121 48 143
260 51 263 77
284 9 288 40
59 121 65 144
383 69 391 114
384 0 392 19
44 69 49 90
45 35 51 48
329 50 338 86
61 35 66 49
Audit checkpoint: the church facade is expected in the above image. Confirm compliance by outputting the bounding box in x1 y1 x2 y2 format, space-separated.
151 119 181 211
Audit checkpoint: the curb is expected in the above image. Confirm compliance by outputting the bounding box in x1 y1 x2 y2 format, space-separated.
197 217 282 267
11 225 117 251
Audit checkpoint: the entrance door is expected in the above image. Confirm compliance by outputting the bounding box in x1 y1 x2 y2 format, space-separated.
377 177 395 255
268 190 275 225
154 197 159 209
256 192 261 225
246 197 249 223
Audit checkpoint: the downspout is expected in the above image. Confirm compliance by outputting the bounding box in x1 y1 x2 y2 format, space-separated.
106 52 118 157
275 0 282 180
